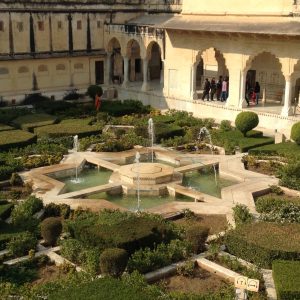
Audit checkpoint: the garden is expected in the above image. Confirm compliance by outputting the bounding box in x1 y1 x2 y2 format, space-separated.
0 88 300 299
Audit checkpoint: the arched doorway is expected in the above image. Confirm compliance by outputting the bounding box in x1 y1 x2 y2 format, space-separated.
126 39 142 83
148 42 162 81
107 38 123 84
245 52 285 111
193 48 228 100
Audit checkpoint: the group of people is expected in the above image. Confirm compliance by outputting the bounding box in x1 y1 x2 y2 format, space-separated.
202 76 229 102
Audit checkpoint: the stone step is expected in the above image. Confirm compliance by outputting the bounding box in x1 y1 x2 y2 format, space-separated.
167 183 204 201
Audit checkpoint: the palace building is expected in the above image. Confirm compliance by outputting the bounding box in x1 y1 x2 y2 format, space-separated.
1 0 300 136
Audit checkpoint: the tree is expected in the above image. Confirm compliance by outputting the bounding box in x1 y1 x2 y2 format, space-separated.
41 217 62 246
235 112 259 137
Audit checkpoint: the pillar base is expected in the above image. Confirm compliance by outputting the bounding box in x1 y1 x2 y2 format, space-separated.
240 98 248 109
142 82 149 92
122 81 129 89
281 106 293 117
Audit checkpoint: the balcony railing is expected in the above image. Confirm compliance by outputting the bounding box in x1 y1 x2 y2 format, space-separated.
106 24 165 39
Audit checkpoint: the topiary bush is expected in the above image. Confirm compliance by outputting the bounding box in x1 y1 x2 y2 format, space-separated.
291 121 300 145
87 85 103 99
235 112 259 137
100 248 128 277
7 231 37 256
232 204 254 226
41 217 62 246
185 224 209 253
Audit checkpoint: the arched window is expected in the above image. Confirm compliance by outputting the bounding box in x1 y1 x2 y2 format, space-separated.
38 65 48 73
74 63 84 70
0 67 9 75
56 64 66 71
18 66 29 74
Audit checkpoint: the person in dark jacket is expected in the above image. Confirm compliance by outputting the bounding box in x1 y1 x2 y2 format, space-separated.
210 77 217 101
202 78 211 101
254 81 260 105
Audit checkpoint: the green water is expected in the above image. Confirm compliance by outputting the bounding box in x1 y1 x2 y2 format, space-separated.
182 170 237 198
88 192 175 211
61 168 112 193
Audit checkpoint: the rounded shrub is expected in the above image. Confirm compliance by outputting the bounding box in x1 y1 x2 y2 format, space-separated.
185 224 209 254
87 85 103 99
235 112 259 137
7 231 37 256
41 217 62 246
10 173 23 186
291 122 300 145
100 248 128 277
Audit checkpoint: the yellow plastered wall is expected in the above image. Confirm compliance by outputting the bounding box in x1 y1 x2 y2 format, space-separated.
33 13 50 52
182 0 293 15
0 13 10 54
51 13 69 51
12 13 30 53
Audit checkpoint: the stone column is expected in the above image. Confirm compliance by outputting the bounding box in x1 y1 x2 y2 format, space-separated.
281 76 293 117
191 64 198 100
105 52 112 86
142 58 149 91
239 70 247 108
122 56 129 88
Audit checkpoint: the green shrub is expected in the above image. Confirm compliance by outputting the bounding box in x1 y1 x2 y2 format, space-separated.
86 85 103 99
232 204 254 226
7 231 37 256
273 260 300 300
225 222 300 268
256 196 287 213
12 113 58 131
60 239 84 264
155 123 185 143
44 203 70 219
100 248 128 277
127 239 191 274
185 224 209 253
10 173 23 186
277 162 300 191
291 122 300 145
80 248 100 276
235 112 259 137
41 217 62 246
22 93 50 105
269 185 284 195
0 130 37 151
260 204 300 223
220 120 232 131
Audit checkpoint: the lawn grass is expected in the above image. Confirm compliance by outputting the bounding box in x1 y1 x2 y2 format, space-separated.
34 118 102 138
0 124 14 132
12 113 58 131
0 130 37 151
249 141 300 159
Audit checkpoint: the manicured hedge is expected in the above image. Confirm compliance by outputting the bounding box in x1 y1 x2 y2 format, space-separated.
12 113 58 131
48 276 160 300
273 260 300 300
0 220 24 250
225 222 300 268
211 129 274 153
155 123 185 142
0 124 14 132
71 217 169 254
0 202 14 220
34 118 101 138
101 100 151 117
0 130 37 151
291 121 300 145
249 142 300 159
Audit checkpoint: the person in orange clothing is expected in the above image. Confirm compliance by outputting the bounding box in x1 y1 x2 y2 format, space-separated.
95 93 101 111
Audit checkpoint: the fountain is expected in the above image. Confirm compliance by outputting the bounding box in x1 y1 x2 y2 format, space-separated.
71 135 82 184
198 127 218 186
148 118 154 163
134 151 141 212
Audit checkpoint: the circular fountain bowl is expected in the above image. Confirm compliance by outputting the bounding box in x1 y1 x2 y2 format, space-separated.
118 163 175 185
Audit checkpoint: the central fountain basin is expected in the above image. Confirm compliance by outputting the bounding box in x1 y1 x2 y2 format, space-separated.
117 163 176 185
